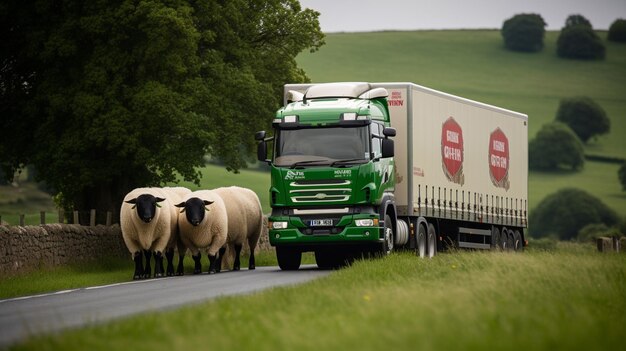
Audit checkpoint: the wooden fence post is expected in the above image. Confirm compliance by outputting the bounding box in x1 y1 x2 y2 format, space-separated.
90 209 96 227
19 214 25 226
106 211 112 226
40 211 46 225
58 209 64 224
73 211 79 225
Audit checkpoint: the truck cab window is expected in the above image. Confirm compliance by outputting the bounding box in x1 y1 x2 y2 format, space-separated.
371 123 382 158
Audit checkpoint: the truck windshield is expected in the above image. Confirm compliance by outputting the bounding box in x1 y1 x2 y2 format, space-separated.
274 126 370 167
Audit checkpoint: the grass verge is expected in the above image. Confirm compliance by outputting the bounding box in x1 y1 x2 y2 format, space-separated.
9 243 626 351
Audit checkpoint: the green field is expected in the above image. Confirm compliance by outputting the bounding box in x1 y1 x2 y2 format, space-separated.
9 243 626 351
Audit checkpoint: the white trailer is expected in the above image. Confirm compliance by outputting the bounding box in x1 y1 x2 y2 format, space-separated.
378 82 528 252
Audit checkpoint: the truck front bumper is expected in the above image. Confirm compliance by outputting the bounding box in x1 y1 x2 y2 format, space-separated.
268 212 383 247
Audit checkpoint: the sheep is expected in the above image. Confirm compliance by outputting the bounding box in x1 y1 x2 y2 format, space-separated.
120 186 190 280
213 186 263 271
175 190 228 275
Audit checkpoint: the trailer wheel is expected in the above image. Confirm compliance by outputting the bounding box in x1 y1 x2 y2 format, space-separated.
381 214 394 256
491 227 501 251
427 223 437 258
506 229 514 251
416 223 427 258
276 247 301 270
513 230 523 252
499 228 508 250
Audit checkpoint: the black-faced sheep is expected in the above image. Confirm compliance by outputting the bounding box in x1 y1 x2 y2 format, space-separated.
175 190 228 275
120 186 190 280
213 186 263 271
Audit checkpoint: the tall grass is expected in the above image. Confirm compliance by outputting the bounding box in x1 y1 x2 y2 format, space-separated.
11 244 626 351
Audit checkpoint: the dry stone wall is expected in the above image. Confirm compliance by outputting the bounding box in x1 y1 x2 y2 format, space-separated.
0 224 127 274
0 217 273 274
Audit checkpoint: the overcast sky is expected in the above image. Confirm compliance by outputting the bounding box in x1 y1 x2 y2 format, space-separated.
299 0 626 32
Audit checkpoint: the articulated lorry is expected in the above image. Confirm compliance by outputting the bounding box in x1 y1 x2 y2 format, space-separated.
255 82 528 270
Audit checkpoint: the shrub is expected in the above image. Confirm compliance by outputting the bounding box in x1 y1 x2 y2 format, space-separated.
529 188 621 240
577 223 618 242
557 14 605 60
501 13 546 52
608 18 626 42
555 96 610 143
529 122 584 171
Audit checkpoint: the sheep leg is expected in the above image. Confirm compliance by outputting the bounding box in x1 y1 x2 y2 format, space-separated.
192 253 202 275
176 253 185 276
248 248 256 271
208 254 219 275
132 251 144 280
143 250 152 278
176 236 186 276
165 248 175 276
233 244 243 271
154 251 165 278
214 247 226 273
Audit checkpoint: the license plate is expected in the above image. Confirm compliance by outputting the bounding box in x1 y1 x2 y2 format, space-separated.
309 219 333 227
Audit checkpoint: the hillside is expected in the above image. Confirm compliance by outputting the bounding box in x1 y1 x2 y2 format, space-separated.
296 29 626 215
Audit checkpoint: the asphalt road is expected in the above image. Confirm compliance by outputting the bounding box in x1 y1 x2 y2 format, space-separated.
0 265 328 347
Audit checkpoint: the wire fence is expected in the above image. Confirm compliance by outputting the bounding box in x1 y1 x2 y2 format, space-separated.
0 209 116 227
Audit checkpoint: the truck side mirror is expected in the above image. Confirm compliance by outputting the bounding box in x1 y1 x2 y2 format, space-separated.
255 131 266 141
257 142 267 162
383 127 396 137
382 138 394 158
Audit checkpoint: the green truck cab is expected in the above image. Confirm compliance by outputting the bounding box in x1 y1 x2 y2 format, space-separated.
255 83 397 270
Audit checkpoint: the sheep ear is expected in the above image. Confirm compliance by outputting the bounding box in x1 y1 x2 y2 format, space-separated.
156 197 166 203
174 202 186 208
203 200 213 212
125 198 137 204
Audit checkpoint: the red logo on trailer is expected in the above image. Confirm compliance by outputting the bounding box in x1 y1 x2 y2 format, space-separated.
489 128 510 190
441 117 464 185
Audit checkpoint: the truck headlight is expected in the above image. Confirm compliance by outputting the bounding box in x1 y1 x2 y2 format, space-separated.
271 221 288 229
355 218 379 227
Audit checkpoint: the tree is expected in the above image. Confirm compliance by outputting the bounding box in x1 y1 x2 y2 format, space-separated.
608 19 626 42
529 122 584 171
565 14 592 29
619 162 626 191
0 0 324 221
557 15 605 60
501 13 546 52
555 96 610 143
529 188 620 240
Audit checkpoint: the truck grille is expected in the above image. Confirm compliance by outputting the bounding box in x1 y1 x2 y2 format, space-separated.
289 180 352 203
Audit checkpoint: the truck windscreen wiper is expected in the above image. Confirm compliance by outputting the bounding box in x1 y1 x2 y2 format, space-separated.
290 160 329 169
329 158 367 168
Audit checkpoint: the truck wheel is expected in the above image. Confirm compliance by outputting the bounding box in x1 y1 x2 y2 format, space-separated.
491 227 501 251
427 223 437 258
416 223 426 258
315 250 337 270
513 230 523 252
276 247 301 270
381 214 394 256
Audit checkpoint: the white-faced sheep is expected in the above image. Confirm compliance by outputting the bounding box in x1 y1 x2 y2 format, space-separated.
175 190 228 275
213 186 263 271
120 186 190 280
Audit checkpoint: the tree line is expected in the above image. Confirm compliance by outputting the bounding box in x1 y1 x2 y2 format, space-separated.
0 0 325 222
